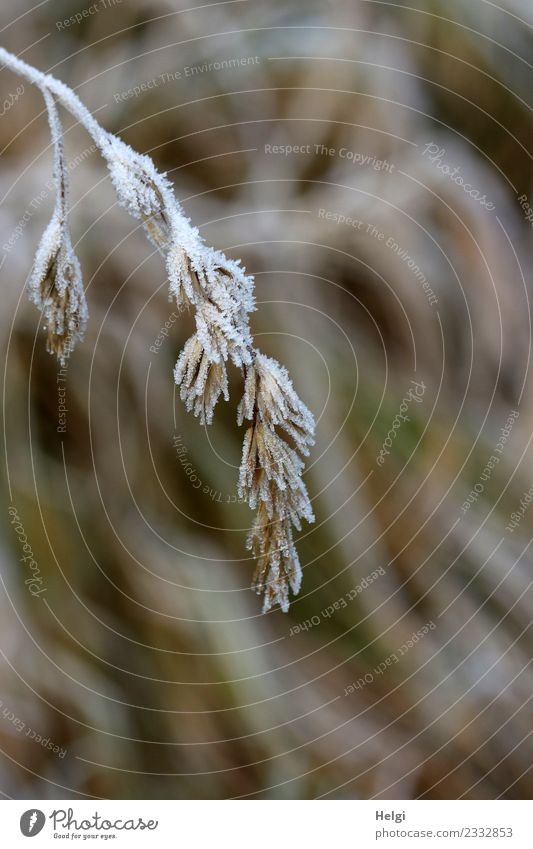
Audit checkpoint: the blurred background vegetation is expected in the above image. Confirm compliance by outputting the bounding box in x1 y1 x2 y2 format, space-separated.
1 0 533 799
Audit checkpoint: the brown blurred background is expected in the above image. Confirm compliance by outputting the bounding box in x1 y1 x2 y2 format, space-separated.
1 0 533 799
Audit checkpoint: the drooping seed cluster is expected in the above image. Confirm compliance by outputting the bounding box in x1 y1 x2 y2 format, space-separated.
238 353 315 612
101 132 255 423
0 47 315 612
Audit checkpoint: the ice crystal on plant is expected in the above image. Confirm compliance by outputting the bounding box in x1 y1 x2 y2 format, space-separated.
195 301 251 367
238 419 314 611
28 223 87 364
238 351 315 455
165 243 198 307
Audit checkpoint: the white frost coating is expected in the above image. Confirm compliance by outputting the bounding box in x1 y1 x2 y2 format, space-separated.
0 47 315 612
173 333 229 425
27 89 87 364
238 352 315 612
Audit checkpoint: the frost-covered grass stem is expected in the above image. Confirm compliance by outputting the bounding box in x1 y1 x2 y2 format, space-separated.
0 46 315 612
